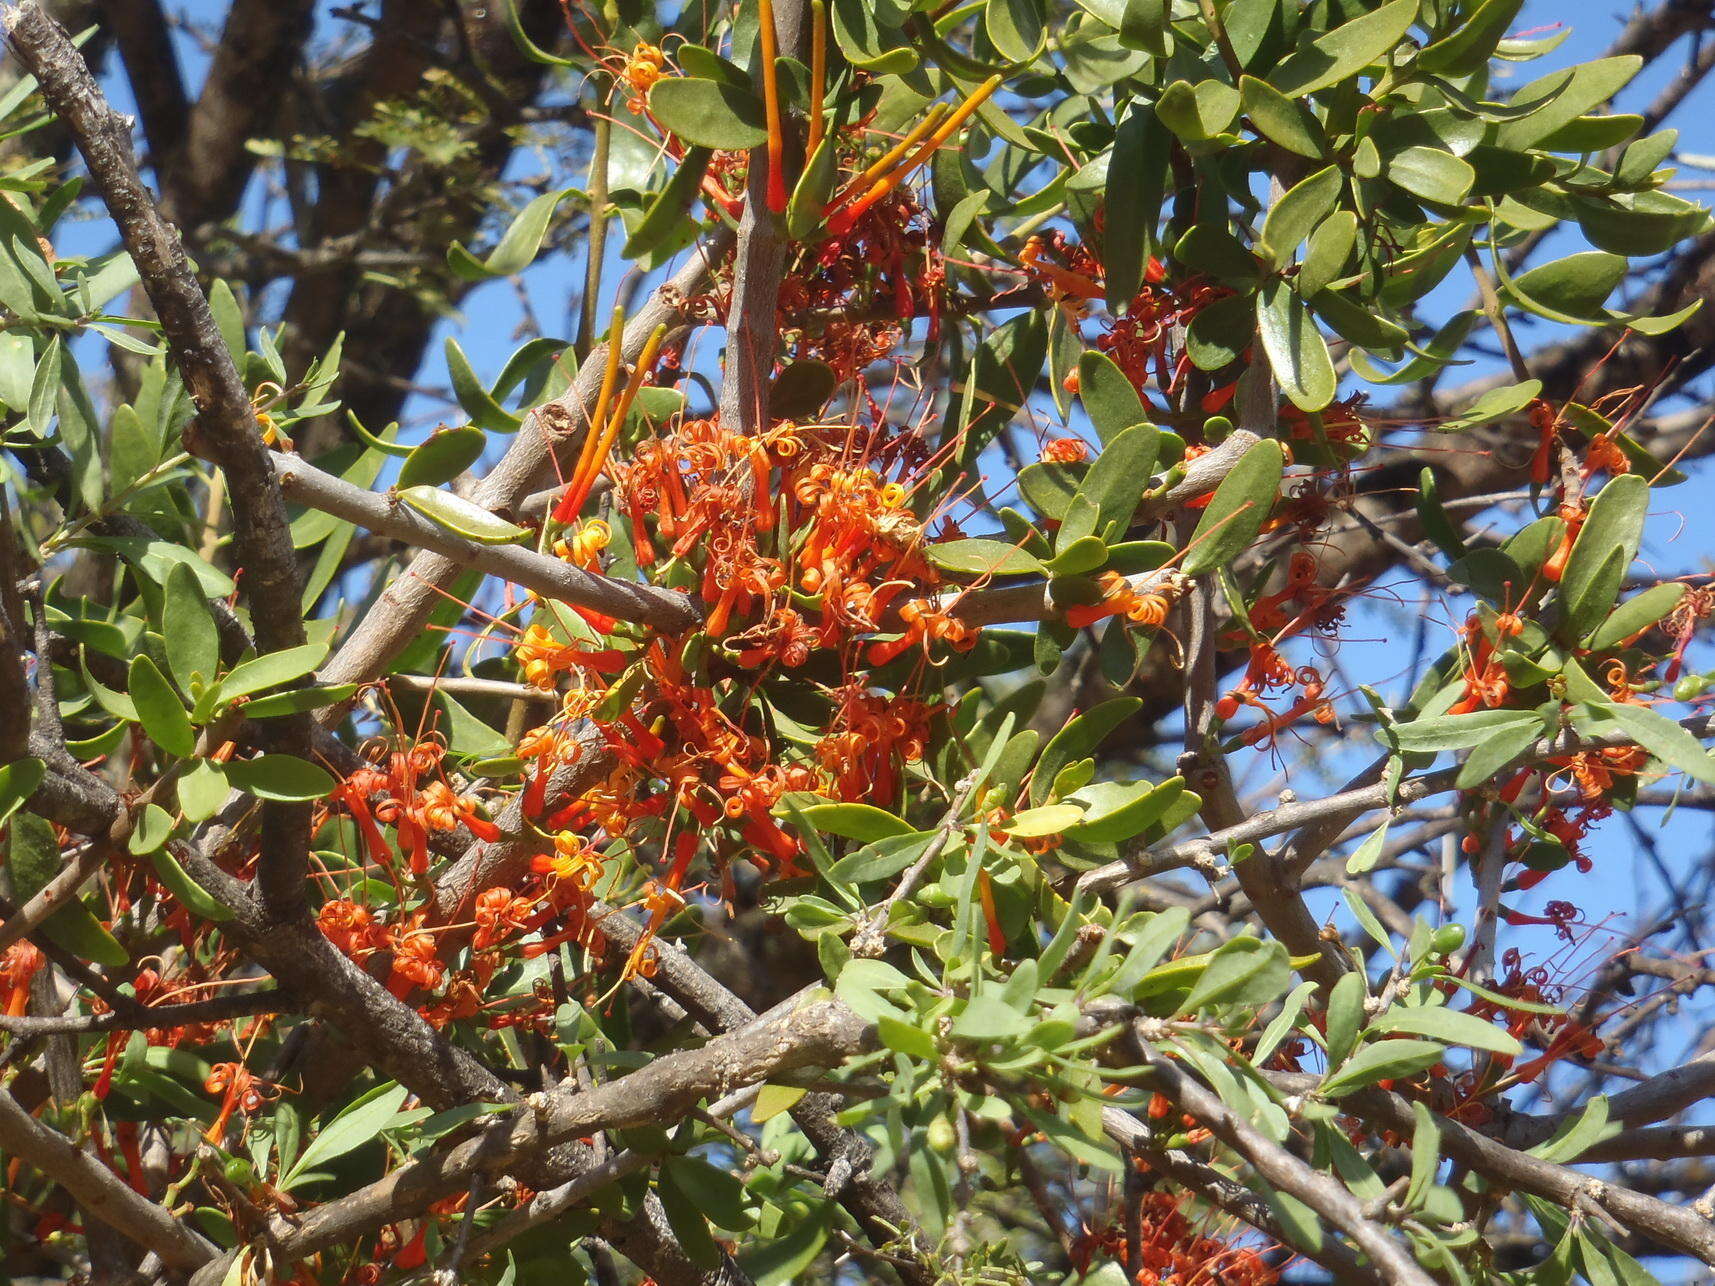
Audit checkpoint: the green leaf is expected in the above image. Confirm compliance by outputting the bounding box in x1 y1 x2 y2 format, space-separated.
1310 288 1409 353
220 642 329 703
951 992 1032 1041
1440 379 1541 432
1004 803 1084 837
1455 716 1542 788
1033 696 1141 806
1344 821 1391 876
1257 280 1336 411
444 337 523 432
396 425 488 490
398 485 531 545
129 654 196 758
127 802 174 856
1047 535 1108 575
1271 0 1420 98
208 279 247 361
147 845 236 923
1320 1039 1445 1098
283 1083 412 1188
1352 309 1477 385
1586 582 1686 650
1538 113 1642 153
1064 776 1188 843
1530 1095 1616 1164
1018 460 1086 522
1255 979 1317 1067
179 760 229 823
751 1082 810 1123
1111 0 1168 51
1405 1099 1441 1210
1560 474 1647 628
769 360 839 419
1078 422 1160 534
926 538 1044 577
25 334 59 438
1325 971 1366 1067
1577 190 1711 258
1076 350 1149 444
1388 709 1542 753
1299 210 1356 297
1181 937 1291 1014
1259 166 1341 268
1372 1005 1523 1056
648 78 769 150
223 755 337 802
1586 701 1715 785
500 0 578 65
1506 251 1627 324
1494 56 1643 152
1415 468 1467 561
1417 0 1525 75
664 1156 755 1231
1186 292 1256 371
1182 438 1283 576
1239 75 1325 157
1155 79 1240 145
739 1208 830 1285
623 147 714 260
986 0 1047 62
1387 146 1474 205
447 187 574 279
161 561 219 692
828 832 933 884
796 802 915 843
1103 106 1169 307
0 757 44 826
788 134 840 241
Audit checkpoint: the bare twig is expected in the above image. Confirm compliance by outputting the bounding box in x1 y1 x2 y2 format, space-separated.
0 986 290 1035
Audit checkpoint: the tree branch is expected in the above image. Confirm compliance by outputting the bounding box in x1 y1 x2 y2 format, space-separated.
270 450 701 633
265 995 874 1265
0 1081 219 1271
1111 1018 1434 1285
4 0 316 924
0 986 289 1035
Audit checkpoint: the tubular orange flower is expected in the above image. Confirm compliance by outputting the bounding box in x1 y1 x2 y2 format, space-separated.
554 305 627 524
758 0 787 214
806 0 827 161
828 75 1002 232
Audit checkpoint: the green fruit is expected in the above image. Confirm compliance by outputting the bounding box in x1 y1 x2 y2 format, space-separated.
1430 923 1467 956
1674 674 1709 702
926 1115 957 1154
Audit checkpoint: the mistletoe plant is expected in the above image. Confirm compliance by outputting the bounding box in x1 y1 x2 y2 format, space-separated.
0 0 1713 1283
